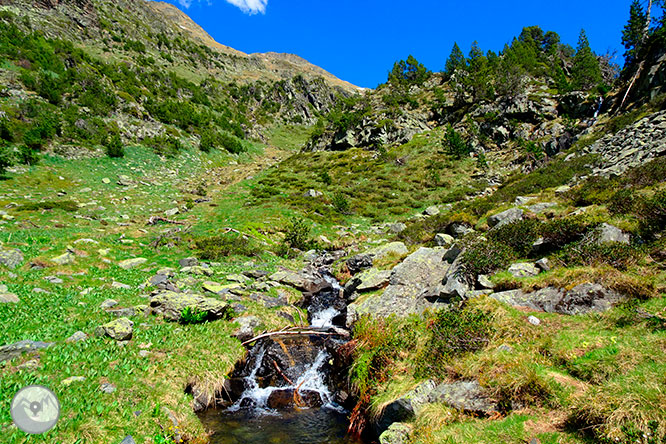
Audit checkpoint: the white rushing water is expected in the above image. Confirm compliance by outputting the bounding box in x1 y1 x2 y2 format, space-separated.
311 307 340 328
228 268 346 415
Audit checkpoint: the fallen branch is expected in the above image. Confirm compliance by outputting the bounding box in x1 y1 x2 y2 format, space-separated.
147 216 185 225
241 330 339 346
271 359 294 385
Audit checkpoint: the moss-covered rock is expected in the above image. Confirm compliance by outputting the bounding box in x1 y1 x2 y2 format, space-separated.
95 318 134 341
149 291 230 322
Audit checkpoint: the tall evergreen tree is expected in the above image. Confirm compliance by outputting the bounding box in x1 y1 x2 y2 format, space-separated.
444 43 466 78
622 0 648 65
571 29 602 90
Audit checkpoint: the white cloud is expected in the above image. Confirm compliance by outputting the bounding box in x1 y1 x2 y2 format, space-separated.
224 0 267 14
176 0 267 13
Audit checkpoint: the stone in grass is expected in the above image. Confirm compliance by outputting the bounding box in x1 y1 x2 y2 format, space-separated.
100 383 116 394
388 223 407 234
423 205 440 216
118 258 147 270
51 251 76 266
379 423 412 444
477 275 495 289
101 177 111 184
597 223 631 245
508 262 540 278
0 340 53 363
528 315 541 326
95 318 134 341
0 292 19 303
165 208 179 217
178 257 198 268
101 299 118 309
61 376 86 386
111 281 131 290
535 258 551 272
181 266 213 277
434 233 454 247
488 207 524 228
0 248 23 269
66 331 88 343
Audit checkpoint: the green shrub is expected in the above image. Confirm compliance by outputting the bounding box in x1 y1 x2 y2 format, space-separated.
444 124 471 159
16 200 78 212
23 127 45 150
0 142 13 176
318 170 332 185
331 191 350 214
180 306 207 324
193 232 258 259
566 177 616 207
488 219 541 256
219 132 245 154
540 216 591 246
18 145 39 165
638 191 666 239
0 118 14 142
199 128 216 153
558 239 642 270
144 135 184 157
608 189 637 215
461 238 515 277
104 133 124 158
282 216 313 251
417 306 494 377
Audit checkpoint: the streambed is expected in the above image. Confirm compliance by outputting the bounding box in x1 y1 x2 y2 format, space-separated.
197 260 364 444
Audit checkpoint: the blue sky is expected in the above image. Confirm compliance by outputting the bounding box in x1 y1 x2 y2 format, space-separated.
158 0 636 88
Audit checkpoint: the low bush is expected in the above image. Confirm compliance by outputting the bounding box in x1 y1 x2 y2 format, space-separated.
16 200 78 212
281 216 314 251
488 219 541 256
417 305 494 377
17 145 39 165
193 232 258 259
332 191 351 214
539 215 592 246
461 238 515 277
558 240 642 270
638 191 666 239
219 132 245 154
0 142 13 175
104 133 124 158
144 134 184 157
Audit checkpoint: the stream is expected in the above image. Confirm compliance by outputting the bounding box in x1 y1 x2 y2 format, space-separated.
197 262 364 444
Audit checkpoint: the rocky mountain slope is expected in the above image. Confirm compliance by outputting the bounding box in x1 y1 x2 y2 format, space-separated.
0 2 665 444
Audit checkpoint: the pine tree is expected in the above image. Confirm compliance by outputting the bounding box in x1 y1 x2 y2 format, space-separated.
571 29 602 90
444 43 466 78
622 0 648 65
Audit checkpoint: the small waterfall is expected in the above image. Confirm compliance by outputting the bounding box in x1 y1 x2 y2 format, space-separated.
593 97 603 119
198 258 361 443
226 264 348 414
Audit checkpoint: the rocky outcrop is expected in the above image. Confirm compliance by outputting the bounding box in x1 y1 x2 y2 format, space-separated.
347 247 449 325
488 207 524 228
149 291 230 322
305 109 432 151
583 110 666 177
374 379 497 437
491 283 623 315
